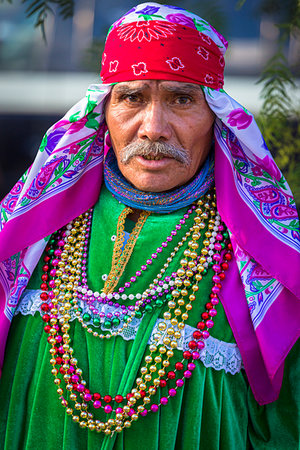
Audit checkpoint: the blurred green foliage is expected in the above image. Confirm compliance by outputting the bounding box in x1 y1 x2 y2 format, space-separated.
252 0 300 208
257 115 300 208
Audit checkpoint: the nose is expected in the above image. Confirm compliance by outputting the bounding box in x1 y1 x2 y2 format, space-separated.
137 101 172 142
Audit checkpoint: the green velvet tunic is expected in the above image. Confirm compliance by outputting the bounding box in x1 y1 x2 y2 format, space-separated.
0 187 298 450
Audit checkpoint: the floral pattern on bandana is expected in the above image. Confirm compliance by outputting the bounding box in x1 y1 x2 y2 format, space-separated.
165 57 184 71
102 19 224 88
109 61 119 72
101 3 226 89
197 46 209 60
132 62 148 75
107 3 227 51
117 20 175 42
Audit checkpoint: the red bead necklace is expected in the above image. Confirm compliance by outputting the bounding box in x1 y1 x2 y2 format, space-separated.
39 193 233 435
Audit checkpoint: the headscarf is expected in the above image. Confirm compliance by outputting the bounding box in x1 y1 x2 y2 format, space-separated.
0 3 299 405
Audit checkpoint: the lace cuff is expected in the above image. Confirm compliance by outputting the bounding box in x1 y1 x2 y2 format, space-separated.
16 289 244 375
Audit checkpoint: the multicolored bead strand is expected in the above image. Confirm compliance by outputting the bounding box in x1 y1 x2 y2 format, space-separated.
39 189 233 436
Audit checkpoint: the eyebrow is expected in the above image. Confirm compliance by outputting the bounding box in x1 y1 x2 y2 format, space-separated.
112 82 202 97
112 85 149 96
160 83 202 95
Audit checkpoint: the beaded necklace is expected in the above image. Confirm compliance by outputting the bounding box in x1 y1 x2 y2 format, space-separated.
55 202 201 334
76 202 197 307
39 190 233 436
44 200 215 338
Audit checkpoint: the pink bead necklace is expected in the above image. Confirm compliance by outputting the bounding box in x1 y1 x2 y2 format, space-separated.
39 190 233 436
73 204 216 334
76 203 197 304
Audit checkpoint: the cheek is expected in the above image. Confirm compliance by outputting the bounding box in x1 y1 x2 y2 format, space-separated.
107 113 137 149
187 123 213 151
106 123 124 157
181 111 214 140
196 112 215 134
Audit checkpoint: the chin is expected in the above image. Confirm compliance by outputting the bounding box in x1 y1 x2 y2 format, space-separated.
123 167 192 193
131 183 171 193
119 160 192 193
129 178 182 193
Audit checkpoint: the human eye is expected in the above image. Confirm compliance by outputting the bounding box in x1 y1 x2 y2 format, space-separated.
173 94 193 105
121 92 143 104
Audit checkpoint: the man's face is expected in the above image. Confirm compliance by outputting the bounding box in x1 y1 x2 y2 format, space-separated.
105 80 215 192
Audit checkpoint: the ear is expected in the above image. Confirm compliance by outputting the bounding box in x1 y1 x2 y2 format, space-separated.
105 131 112 148
104 125 112 156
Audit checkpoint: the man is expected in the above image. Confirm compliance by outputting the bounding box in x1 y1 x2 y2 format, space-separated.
0 3 299 449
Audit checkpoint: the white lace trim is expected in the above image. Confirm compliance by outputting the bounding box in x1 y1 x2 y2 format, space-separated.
15 289 244 375
150 319 243 375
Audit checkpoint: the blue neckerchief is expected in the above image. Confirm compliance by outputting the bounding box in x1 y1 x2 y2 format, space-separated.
104 149 215 213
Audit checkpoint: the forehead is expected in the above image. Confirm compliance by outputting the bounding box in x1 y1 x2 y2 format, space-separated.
111 80 204 95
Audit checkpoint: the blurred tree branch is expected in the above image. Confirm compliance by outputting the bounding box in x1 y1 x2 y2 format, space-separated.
257 0 299 118
0 0 74 40
238 0 300 208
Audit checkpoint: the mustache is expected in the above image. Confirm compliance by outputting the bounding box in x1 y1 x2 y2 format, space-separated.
120 141 191 166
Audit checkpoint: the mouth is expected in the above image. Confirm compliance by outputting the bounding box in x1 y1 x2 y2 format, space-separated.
133 154 176 171
142 153 170 161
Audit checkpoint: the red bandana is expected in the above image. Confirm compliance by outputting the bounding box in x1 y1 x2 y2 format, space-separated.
100 21 224 89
